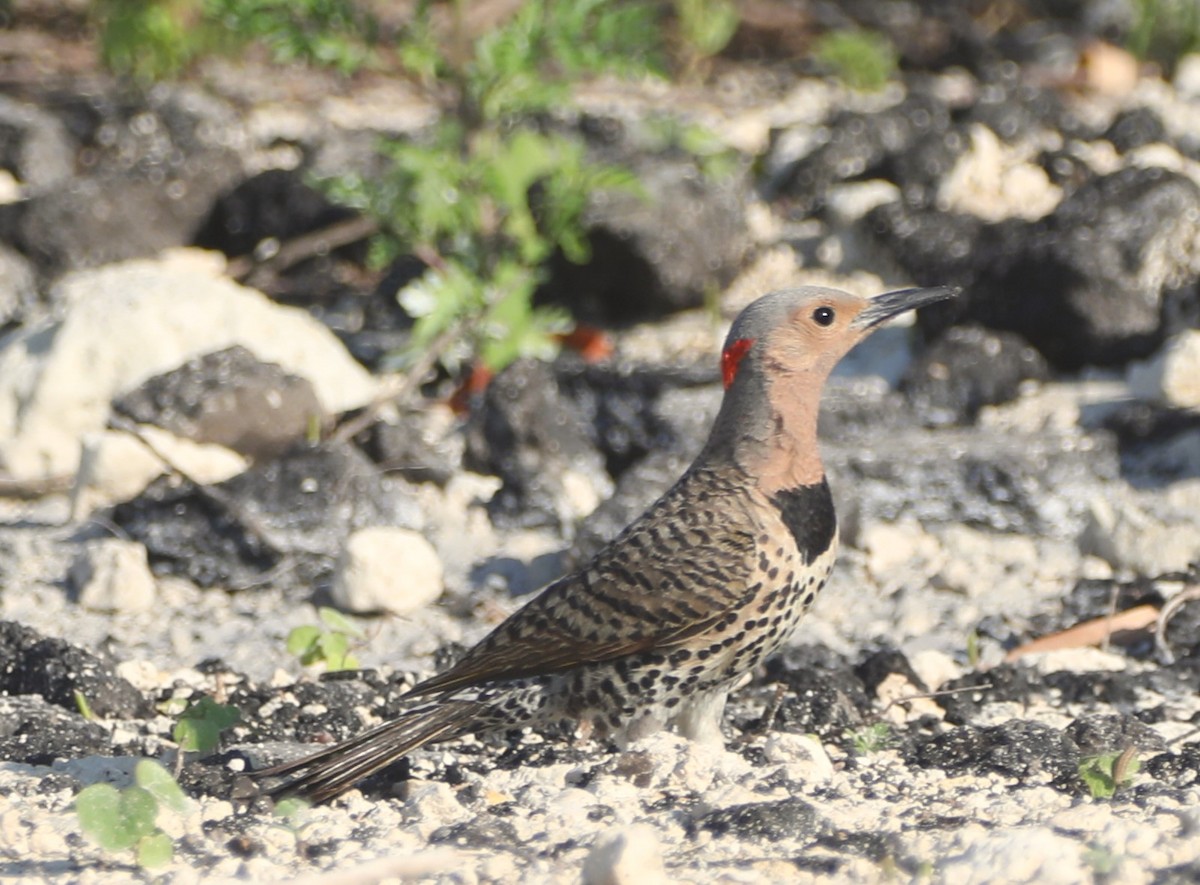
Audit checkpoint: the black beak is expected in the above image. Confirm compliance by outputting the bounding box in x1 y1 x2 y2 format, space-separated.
851 286 959 331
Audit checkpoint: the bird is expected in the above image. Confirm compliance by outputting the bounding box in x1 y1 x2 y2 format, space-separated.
254 284 958 803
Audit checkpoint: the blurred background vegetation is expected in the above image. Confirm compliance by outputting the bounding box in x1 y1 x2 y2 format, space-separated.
4 0 1197 377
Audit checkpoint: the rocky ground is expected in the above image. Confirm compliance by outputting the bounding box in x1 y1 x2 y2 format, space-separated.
2 2 1200 883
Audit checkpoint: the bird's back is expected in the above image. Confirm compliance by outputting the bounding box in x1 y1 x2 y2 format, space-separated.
409 462 838 742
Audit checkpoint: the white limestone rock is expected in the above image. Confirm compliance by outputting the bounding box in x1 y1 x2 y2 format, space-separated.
582 825 669 885
331 526 444 615
72 426 248 515
937 124 1063 222
1128 330 1200 410
0 249 376 481
1079 494 1200 576
70 538 158 613
762 732 835 784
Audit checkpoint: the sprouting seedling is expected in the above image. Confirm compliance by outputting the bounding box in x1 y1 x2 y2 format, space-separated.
966 629 981 668
75 759 191 870
1078 746 1140 798
271 796 316 855
287 607 365 672
74 690 96 721
1082 843 1121 874
171 696 241 777
173 697 242 755
848 722 895 754
812 28 899 92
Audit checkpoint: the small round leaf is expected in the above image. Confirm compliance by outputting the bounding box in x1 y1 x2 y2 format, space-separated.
137 831 174 869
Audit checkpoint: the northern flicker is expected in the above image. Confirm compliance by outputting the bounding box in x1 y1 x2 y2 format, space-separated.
256 284 957 802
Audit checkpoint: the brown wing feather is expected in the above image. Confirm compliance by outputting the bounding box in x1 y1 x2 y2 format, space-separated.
409 466 759 697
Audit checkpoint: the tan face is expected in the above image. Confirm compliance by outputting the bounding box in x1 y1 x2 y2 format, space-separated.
760 291 873 379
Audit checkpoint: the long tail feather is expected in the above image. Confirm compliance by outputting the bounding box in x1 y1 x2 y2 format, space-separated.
253 699 483 803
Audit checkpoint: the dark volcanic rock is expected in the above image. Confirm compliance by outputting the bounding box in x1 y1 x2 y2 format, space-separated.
935 665 1041 725
1103 108 1167 153
695 797 823 843
0 95 75 192
1038 148 1092 192
240 674 385 745
553 363 675 479
1094 401 1200 485
109 442 411 591
815 377 1121 539
569 382 721 563
193 168 358 260
890 126 972 209
357 406 462 487
966 168 1197 368
1065 714 1168 756
0 620 150 719
1042 670 1141 710
965 77 1065 143
770 93 952 212
113 345 325 461
464 359 609 530
855 648 929 696
0 696 110 765
1144 742 1200 789
0 87 243 276
324 255 426 369
864 200 992 295
192 167 366 308
762 645 872 741
872 167 1200 369
0 169 238 276
901 324 1049 425
912 720 1081 784
430 817 520 849
539 154 752 324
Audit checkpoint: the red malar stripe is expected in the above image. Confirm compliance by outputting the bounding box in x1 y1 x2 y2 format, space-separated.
721 338 754 389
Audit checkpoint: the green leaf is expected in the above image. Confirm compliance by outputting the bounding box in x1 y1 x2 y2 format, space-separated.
76 783 159 852
174 697 241 754
316 631 350 670
137 831 174 869
397 10 441 83
76 784 126 850
676 0 739 58
1083 844 1120 874
134 759 189 815
849 723 894 754
1079 755 1117 798
813 28 898 92
287 625 321 656
74 689 96 721
174 718 219 754
318 606 363 637
185 697 241 730
273 796 312 822
966 630 981 668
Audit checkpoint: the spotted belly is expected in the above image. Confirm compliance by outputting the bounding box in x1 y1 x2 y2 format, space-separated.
558 531 839 741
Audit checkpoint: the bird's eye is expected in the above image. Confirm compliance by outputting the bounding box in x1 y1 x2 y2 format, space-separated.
812 306 835 327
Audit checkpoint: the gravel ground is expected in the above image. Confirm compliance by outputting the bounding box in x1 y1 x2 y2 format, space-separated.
2 367 1199 884
3 6 1200 883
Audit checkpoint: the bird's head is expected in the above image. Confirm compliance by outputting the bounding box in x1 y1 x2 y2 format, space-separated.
707 285 958 490
720 285 958 391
